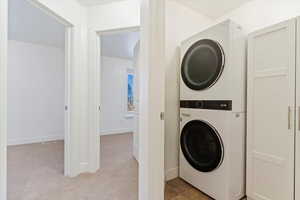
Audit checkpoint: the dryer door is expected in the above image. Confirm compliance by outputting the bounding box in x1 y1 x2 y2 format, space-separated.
181 39 225 90
180 120 224 172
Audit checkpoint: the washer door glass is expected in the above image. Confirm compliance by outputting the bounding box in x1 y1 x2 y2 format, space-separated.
181 39 225 90
180 120 224 172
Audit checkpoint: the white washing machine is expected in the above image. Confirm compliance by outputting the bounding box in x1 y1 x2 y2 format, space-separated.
180 20 246 112
179 100 245 200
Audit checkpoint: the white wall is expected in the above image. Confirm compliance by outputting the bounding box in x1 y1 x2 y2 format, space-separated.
88 0 213 181
164 0 213 181
7 40 65 145
215 0 300 34
87 0 140 31
100 56 135 135
8 0 65 48
101 31 140 59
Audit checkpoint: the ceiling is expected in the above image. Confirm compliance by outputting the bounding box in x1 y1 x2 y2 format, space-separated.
101 31 140 59
77 0 126 6
78 0 252 18
172 0 252 19
8 0 65 48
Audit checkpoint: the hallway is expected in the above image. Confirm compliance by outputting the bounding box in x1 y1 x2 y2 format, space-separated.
8 133 138 200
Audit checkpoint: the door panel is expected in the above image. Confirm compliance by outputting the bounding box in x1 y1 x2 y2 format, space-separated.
296 17 300 200
133 42 140 162
247 19 296 200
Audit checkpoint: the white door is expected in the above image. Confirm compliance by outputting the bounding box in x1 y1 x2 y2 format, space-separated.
296 17 300 200
247 19 296 200
133 42 140 161
64 27 71 176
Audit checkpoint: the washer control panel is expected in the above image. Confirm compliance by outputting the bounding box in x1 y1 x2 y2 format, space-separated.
180 100 232 111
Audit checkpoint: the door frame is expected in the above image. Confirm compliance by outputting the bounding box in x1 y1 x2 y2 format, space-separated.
97 25 140 163
1 0 166 199
87 25 139 172
296 16 300 200
0 0 74 199
88 1 166 199
0 0 8 199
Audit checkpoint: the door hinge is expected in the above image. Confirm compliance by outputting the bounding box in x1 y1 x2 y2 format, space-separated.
160 112 164 120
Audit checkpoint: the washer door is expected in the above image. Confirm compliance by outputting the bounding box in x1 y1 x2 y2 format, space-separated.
181 39 225 90
180 120 224 172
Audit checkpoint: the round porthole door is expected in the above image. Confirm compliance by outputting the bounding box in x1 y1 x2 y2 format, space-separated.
180 120 224 172
181 39 225 90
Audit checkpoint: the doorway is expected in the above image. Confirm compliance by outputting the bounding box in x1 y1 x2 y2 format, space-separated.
1 0 166 199
7 0 71 199
98 28 140 199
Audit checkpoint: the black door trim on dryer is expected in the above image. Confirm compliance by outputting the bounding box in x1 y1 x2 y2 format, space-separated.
181 39 225 91
180 120 224 173
180 100 232 111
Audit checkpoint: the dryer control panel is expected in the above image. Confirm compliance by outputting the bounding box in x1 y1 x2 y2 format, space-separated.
180 100 232 111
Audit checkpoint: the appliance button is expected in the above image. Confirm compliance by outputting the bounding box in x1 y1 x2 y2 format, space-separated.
195 101 203 108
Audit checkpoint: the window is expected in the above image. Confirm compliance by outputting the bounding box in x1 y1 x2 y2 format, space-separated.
127 72 135 113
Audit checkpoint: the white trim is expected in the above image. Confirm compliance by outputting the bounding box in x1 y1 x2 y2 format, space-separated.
8 39 65 50
78 0 129 7
165 167 179 181
88 25 140 175
125 114 135 119
87 28 101 173
79 162 89 173
97 26 140 35
64 27 72 177
0 0 8 199
7 135 64 146
100 128 134 136
139 0 165 199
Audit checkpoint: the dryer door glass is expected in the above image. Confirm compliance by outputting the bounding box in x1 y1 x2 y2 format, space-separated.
180 120 223 172
181 39 225 90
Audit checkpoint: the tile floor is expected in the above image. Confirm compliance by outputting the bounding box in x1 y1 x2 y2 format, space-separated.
165 178 212 200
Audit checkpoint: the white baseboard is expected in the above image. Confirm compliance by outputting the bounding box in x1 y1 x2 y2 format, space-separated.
79 162 89 173
165 167 179 181
100 128 134 136
8 134 64 146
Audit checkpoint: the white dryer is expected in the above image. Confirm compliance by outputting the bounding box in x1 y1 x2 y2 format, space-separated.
180 20 246 112
179 100 245 200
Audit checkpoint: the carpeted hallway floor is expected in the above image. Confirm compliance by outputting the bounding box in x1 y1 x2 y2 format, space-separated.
8 132 211 200
8 133 138 200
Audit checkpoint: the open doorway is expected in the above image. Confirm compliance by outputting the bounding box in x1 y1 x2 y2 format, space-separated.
98 28 140 199
7 0 70 199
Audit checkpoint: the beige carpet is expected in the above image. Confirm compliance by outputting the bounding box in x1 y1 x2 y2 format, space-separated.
8 133 138 200
8 133 218 200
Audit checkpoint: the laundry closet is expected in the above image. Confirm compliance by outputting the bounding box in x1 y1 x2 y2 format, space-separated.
247 17 300 200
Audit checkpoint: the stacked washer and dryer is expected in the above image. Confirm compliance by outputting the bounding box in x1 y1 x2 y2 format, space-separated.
179 20 246 200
